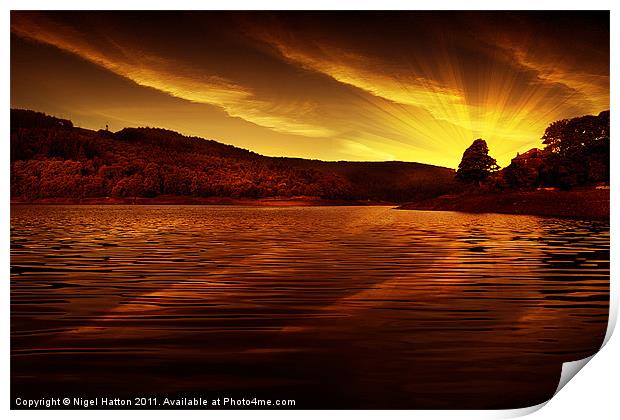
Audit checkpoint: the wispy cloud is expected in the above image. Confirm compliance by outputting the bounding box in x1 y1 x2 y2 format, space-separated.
249 28 474 125
11 11 609 168
11 13 335 138
506 45 609 114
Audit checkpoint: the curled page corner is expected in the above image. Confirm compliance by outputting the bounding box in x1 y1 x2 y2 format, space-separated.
504 355 598 419
515 289 615 415
554 355 595 397
499 401 549 418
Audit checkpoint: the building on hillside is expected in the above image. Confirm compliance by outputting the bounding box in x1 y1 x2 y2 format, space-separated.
511 148 545 166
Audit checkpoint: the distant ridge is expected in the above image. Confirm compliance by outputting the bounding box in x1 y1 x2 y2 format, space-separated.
10 109 460 203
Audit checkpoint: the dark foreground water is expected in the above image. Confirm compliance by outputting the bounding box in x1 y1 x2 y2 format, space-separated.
11 205 609 409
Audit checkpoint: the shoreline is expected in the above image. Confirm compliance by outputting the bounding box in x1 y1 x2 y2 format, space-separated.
10 195 394 207
397 189 609 219
10 190 610 219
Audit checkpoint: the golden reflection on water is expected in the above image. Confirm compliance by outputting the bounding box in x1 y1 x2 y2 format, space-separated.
11 205 609 408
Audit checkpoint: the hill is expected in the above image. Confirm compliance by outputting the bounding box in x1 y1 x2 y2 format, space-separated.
10 109 460 204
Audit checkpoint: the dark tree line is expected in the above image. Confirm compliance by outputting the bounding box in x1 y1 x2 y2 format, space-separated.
11 109 461 203
456 110 610 190
10 110 353 200
536 110 609 188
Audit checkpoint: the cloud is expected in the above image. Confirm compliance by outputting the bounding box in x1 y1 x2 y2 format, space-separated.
10 11 609 168
11 12 336 138
247 26 475 126
241 13 609 165
506 46 609 114
339 139 396 161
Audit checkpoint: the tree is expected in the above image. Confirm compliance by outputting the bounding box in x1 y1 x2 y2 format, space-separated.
540 110 609 187
456 139 499 184
503 160 539 189
542 111 608 156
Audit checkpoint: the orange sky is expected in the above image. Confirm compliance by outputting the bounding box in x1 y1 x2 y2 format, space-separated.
10 11 609 168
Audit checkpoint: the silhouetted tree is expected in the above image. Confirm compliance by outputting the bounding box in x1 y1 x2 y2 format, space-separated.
503 160 539 189
456 139 499 185
540 110 609 188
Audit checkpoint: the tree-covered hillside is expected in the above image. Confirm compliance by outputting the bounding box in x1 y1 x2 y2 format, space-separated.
10 109 459 203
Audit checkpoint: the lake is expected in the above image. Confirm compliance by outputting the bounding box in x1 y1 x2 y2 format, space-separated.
10 205 610 409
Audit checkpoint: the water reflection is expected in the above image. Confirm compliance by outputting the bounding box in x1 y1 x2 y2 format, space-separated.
11 205 609 408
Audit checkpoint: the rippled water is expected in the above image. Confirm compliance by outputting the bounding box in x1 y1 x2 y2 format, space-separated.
11 205 609 409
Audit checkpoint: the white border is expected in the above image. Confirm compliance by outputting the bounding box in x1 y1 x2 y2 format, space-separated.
3 1 618 419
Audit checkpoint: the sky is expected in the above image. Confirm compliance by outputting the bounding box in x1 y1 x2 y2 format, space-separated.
10 11 609 168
